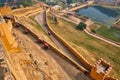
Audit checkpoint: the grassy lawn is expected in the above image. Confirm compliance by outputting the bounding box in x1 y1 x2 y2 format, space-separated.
96 23 120 42
88 23 120 42
47 13 120 79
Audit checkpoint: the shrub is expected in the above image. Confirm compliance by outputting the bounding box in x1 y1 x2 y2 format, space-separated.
77 22 86 30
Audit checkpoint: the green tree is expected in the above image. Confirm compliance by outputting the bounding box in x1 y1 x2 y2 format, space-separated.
77 22 86 30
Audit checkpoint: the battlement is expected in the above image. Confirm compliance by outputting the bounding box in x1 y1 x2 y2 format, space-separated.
95 58 112 74
90 58 112 80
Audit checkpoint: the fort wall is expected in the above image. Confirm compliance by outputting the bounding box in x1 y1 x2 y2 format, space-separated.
0 20 27 80
17 22 87 72
46 9 92 70
45 8 117 80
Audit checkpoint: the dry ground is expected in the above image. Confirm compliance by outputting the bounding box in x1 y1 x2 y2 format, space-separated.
12 28 72 80
12 27 91 80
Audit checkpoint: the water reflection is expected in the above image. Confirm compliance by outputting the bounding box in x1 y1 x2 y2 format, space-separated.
77 5 120 26
93 6 120 17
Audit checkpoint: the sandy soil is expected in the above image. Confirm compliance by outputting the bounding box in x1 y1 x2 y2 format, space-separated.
11 24 92 80
12 28 72 80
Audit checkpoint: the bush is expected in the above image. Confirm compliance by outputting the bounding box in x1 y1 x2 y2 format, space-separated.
77 22 86 30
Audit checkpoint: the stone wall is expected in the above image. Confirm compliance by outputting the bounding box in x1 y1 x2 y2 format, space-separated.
0 20 27 80
46 9 92 70
0 20 20 51
46 8 117 80
90 58 112 80
18 22 87 72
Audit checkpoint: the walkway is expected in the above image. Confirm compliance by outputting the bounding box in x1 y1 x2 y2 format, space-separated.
68 1 94 12
84 29 120 48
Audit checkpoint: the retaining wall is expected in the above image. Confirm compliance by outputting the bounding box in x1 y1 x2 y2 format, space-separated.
46 9 92 70
18 23 87 72
14 7 89 72
0 21 28 80
15 6 117 80
46 9 118 80
1 45 21 80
